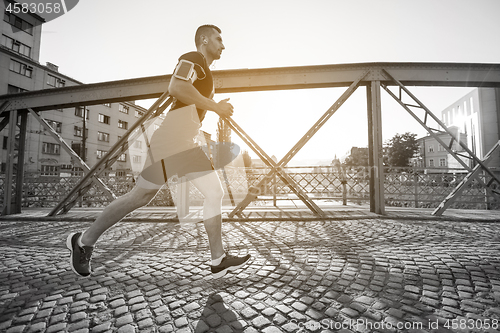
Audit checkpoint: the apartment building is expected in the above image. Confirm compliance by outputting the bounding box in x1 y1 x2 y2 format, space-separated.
0 0 154 177
415 126 468 170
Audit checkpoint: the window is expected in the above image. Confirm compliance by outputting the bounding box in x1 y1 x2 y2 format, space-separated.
134 141 142 148
119 104 129 114
2 35 31 57
71 143 82 158
103 103 111 108
42 142 60 155
118 153 127 162
74 126 82 137
75 107 89 118
429 159 434 167
428 145 434 153
73 126 88 137
47 74 65 87
118 120 128 130
44 119 62 133
4 12 33 34
7 84 28 94
47 74 56 86
98 114 110 124
135 110 141 118
438 144 444 152
96 150 107 159
439 158 446 167
97 131 110 142
9 59 32 77
133 155 141 163
41 165 58 176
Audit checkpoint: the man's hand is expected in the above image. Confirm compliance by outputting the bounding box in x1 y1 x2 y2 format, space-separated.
216 98 234 118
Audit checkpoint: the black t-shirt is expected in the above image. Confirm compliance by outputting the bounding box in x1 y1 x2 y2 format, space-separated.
170 51 214 122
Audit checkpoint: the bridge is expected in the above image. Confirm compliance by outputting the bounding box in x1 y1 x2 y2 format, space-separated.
1 62 500 217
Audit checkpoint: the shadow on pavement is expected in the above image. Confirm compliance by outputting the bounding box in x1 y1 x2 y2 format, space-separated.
195 293 243 333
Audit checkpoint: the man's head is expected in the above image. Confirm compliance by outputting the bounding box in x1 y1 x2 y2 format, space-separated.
195 24 224 61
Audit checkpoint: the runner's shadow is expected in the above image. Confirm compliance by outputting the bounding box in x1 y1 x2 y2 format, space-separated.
195 293 243 333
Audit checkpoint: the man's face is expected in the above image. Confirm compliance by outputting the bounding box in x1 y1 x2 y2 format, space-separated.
206 30 225 60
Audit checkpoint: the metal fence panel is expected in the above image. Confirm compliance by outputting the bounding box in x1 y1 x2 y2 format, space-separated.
0 166 498 210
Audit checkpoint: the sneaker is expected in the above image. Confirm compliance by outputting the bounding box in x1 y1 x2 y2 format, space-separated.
66 232 93 277
211 254 251 278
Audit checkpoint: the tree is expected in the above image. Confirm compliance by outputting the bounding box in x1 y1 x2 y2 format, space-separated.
343 147 369 167
386 132 419 167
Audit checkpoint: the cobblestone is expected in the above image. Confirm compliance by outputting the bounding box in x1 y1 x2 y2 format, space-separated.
0 212 499 332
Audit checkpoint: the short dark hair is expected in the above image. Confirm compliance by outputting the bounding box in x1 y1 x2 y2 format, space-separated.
195 25 221 47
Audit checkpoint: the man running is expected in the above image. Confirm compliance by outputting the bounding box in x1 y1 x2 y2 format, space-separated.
67 25 251 279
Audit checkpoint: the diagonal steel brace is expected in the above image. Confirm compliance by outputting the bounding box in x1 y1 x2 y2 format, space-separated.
28 109 116 201
223 117 325 217
381 69 500 213
433 141 500 215
382 69 500 185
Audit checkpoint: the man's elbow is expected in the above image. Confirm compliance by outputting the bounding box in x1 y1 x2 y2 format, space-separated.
168 81 182 99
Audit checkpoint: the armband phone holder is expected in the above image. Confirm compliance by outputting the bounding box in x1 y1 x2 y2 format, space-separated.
173 59 197 82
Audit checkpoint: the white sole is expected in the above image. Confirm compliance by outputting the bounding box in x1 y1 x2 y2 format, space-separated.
212 258 250 278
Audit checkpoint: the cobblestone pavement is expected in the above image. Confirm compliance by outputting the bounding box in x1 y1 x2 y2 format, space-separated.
1 218 500 333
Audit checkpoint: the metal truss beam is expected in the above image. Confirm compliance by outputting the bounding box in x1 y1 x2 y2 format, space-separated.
223 117 325 217
381 69 500 215
1 62 500 112
228 70 369 218
2 110 17 215
49 92 173 216
368 81 385 214
2 62 500 217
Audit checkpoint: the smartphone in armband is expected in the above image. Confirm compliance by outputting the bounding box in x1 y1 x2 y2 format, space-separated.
173 59 197 83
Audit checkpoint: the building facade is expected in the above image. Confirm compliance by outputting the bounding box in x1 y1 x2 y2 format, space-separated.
1 0 156 177
414 127 468 171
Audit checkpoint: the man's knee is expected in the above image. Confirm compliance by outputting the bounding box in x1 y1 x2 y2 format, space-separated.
207 183 224 202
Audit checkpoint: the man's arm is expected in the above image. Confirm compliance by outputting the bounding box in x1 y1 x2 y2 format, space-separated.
169 77 233 118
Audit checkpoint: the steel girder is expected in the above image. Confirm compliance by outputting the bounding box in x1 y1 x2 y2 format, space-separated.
1 63 500 113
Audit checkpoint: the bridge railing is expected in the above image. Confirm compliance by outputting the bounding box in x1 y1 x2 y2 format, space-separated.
0 166 498 210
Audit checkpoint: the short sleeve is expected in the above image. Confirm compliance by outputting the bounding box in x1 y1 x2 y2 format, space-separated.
177 52 205 79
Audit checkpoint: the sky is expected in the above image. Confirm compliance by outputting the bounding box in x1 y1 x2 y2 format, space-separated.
39 0 500 165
